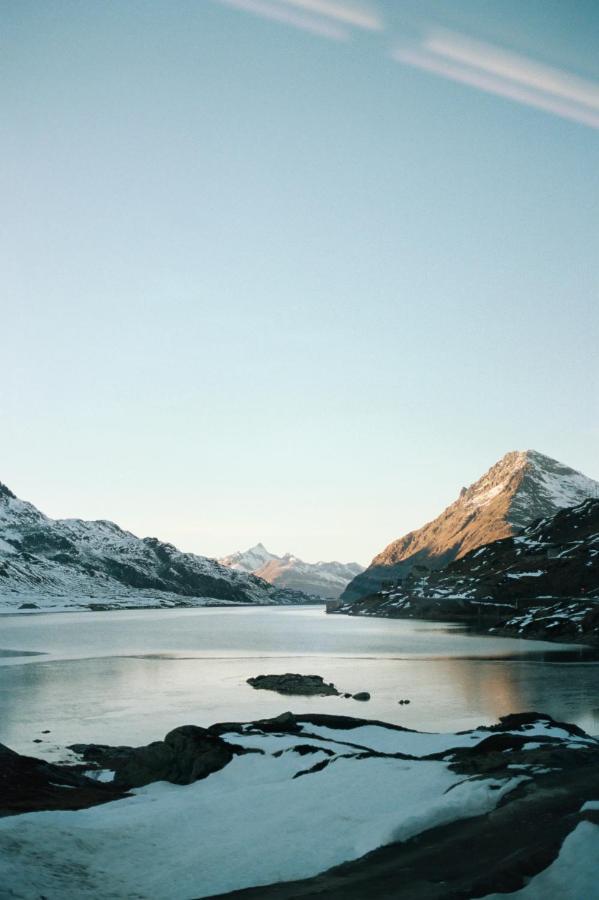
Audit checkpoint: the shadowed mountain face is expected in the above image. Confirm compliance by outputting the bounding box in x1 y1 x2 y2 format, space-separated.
0 484 313 611
341 451 599 604
220 545 363 600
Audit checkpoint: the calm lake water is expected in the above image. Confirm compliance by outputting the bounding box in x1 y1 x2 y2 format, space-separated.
1 606 598 759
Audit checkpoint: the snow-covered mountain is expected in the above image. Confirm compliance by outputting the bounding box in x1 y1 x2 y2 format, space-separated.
334 497 599 645
341 450 599 604
220 544 364 600
219 543 279 574
0 482 313 612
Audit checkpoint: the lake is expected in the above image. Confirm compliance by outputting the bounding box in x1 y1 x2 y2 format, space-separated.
1 606 598 760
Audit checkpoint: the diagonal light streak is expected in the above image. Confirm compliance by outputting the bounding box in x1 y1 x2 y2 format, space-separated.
214 0 349 41
278 0 382 32
426 30 599 113
393 46 599 130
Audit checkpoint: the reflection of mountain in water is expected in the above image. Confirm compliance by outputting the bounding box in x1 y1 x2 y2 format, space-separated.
2 613 598 757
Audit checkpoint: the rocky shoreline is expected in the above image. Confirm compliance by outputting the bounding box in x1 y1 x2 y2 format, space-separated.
1 711 598 898
328 598 599 648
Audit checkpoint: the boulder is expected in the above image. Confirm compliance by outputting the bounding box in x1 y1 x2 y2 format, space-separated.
111 725 236 788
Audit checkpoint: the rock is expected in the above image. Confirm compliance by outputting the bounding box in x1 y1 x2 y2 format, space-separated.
0 743 126 815
41 730 51 734
251 712 303 734
352 692 371 701
246 674 340 697
32 739 43 743
398 699 411 705
18 603 39 610
111 725 238 788
69 727 242 789
68 743 134 770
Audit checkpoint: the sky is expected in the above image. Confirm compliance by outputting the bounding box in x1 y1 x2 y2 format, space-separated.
2 0 598 565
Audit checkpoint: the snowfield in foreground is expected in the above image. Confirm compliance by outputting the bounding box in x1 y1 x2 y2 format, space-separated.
1 713 597 899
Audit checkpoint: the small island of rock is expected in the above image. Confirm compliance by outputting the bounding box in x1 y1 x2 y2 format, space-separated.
246 674 340 696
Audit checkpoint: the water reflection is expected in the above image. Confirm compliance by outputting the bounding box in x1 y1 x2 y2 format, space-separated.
0 608 597 757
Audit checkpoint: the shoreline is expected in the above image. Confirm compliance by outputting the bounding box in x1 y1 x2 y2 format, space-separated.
0 600 325 618
328 604 599 649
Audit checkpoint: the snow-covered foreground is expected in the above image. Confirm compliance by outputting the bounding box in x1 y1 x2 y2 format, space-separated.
1 714 596 900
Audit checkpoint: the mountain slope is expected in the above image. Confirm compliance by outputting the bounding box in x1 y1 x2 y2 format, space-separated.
0 482 312 611
220 544 364 600
334 498 599 645
341 451 599 603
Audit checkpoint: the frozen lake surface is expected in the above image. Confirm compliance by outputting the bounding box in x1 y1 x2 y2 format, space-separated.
0 606 597 758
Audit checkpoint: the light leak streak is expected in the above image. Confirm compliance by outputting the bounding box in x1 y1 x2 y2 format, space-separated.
426 30 599 113
393 46 599 131
279 0 382 32
214 0 350 41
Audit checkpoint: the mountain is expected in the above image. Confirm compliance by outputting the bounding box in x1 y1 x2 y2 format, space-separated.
340 450 599 604
0 482 314 612
334 497 599 645
219 543 279 573
220 544 364 600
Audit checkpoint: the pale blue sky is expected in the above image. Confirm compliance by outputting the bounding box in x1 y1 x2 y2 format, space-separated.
2 0 598 564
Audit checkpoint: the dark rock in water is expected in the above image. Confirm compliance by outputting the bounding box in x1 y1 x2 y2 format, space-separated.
41 730 51 734
247 674 340 696
18 603 39 610
352 692 370 701
0 743 127 816
398 699 411 705
32 739 43 743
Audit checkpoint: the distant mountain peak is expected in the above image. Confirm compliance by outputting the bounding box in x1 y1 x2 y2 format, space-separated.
341 450 599 604
219 545 364 600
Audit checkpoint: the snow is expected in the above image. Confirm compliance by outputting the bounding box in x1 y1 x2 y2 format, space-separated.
483 821 599 899
220 544 364 599
506 570 544 578
296 722 478 756
0 721 538 900
527 452 599 510
0 488 309 612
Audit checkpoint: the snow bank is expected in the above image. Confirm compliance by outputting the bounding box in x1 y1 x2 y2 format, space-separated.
0 720 533 900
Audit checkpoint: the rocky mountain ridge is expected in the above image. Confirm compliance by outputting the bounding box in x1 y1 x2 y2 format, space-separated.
341 450 599 604
220 543 363 600
0 482 313 612
333 497 599 645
